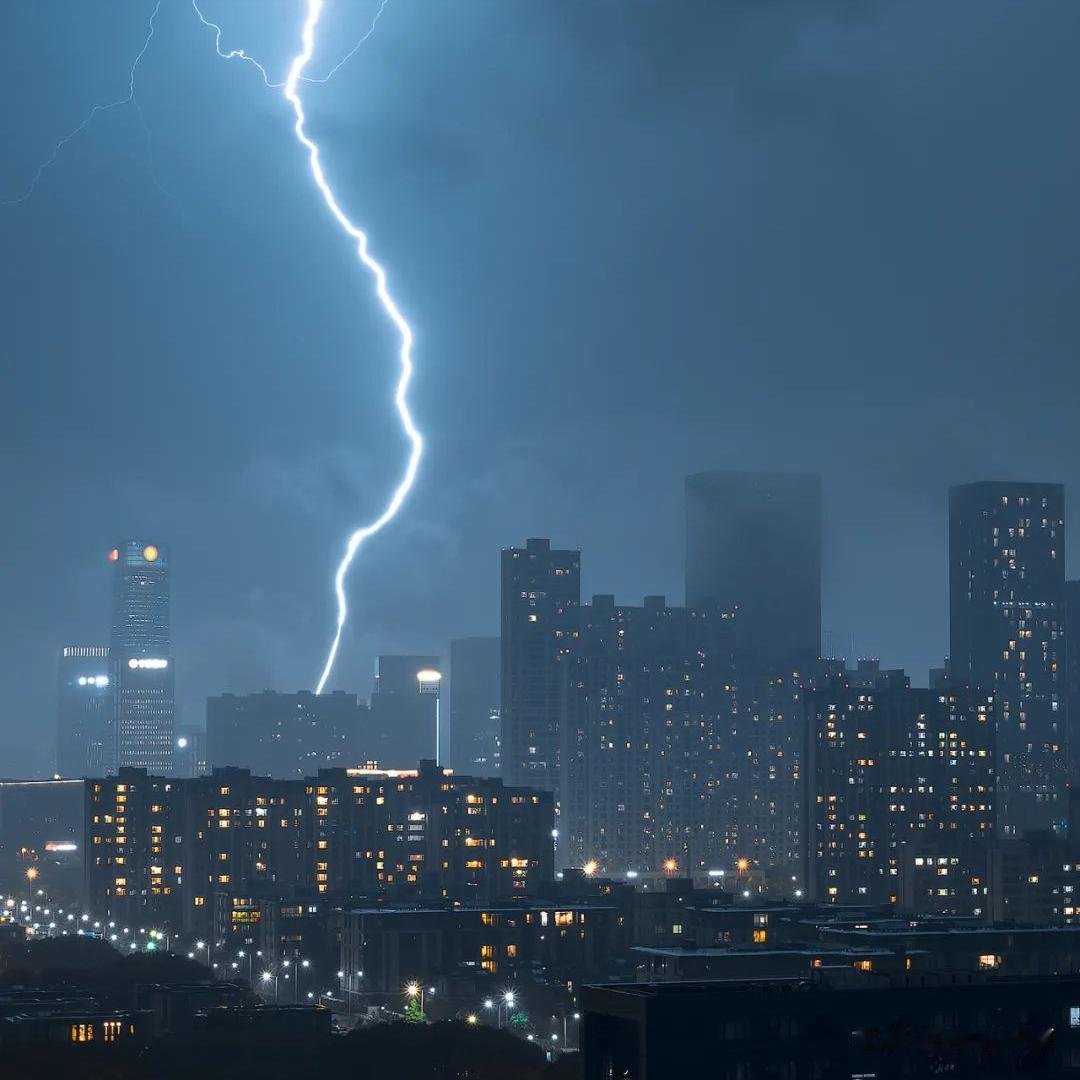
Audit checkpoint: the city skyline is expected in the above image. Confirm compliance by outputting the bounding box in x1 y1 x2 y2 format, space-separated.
5 1 1080 779
5 6 1080 1071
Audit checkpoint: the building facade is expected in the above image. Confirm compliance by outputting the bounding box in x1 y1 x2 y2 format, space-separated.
560 594 737 876
804 685 995 907
108 541 175 774
501 539 581 792
949 482 1066 835
84 762 554 941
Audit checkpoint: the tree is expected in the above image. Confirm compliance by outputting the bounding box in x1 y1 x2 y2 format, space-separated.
404 997 426 1024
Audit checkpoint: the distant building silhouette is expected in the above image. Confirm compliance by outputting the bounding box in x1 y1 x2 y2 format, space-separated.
55 646 111 778
108 540 175 774
685 470 822 677
949 482 1066 835
368 655 442 767
500 539 580 792
206 690 365 778
449 636 500 776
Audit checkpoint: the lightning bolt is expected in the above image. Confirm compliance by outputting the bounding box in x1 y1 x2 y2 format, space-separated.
192 0 390 88
197 0 419 695
2 1 161 205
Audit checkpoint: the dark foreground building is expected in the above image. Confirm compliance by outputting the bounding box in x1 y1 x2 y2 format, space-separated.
582 972 1080 1079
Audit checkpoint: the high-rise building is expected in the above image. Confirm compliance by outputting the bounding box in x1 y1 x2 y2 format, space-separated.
108 541 175 774
949 482 1066 835
804 683 996 908
1065 580 1080 789
206 691 365 779
685 471 822 677
449 636 500 775
368 656 442 767
55 646 112 778
501 539 580 791
560 595 736 875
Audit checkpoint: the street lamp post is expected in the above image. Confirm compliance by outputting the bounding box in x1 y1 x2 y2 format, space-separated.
499 991 516 1030
260 971 279 1003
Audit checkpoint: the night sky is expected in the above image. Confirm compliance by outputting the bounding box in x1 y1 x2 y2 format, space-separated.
2 0 1078 777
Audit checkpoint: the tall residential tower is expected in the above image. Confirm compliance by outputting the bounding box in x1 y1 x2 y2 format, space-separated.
949 482 1066 835
500 539 580 792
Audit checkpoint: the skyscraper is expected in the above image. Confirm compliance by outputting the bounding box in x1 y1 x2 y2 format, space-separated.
685 471 822 677
949 482 1066 835
108 541 175 774
449 636 500 775
500 539 581 791
55 646 111 778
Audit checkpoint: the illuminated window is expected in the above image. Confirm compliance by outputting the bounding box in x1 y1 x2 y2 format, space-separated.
978 954 1001 970
753 929 767 943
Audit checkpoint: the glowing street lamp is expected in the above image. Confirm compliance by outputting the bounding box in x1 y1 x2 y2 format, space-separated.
261 970 280 1003
405 981 425 1015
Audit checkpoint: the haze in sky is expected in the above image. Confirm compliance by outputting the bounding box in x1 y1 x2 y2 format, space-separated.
2 0 1078 775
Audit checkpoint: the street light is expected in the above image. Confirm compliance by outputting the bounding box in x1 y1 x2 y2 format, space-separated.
261 970 279 1003
405 981 425 1016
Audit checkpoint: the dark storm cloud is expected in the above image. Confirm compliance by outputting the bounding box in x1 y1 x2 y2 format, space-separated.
1 0 1079 773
